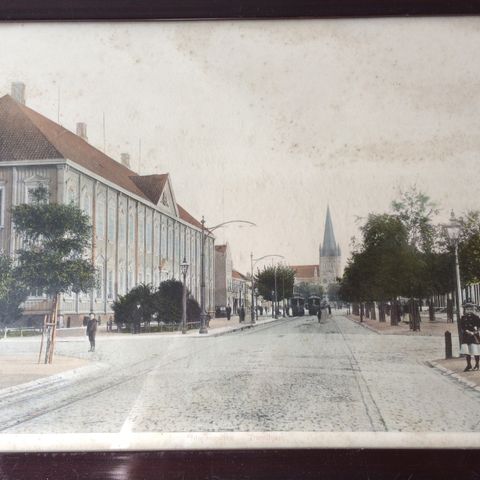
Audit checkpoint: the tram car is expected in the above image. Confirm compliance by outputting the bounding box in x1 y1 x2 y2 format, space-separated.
307 295 322 315
290 296 305 316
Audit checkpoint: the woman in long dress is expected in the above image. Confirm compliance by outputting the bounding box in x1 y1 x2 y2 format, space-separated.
459 304 480 371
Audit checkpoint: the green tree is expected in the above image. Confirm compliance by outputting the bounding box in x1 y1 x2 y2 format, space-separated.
11 186 97 360
294 282 324 298
0 254 29 328
458 210 480 285
255 265 295 301
391 185 439 253
112 283 155 332
327 283 341 302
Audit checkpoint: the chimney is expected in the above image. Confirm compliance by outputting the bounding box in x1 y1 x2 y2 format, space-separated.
76 122 88 141
11 82 26 105
120 153 131 168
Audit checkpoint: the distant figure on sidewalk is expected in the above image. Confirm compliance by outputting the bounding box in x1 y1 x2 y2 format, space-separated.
226 305 232 321
239 307 245 323
460 303 480 371
327 304 332 316
317 308 322 323
86 312 98 352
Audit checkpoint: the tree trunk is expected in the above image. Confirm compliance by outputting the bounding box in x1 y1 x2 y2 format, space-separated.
45 294 59 364
390 299 398 326
360 303 364 322
447 296 454 323
428 297 435 322
371 302 377 320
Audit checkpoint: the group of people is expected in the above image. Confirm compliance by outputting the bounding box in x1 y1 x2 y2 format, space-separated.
316 304 332 322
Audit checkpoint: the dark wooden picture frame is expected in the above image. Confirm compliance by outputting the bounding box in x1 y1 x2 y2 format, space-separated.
1 2 480 478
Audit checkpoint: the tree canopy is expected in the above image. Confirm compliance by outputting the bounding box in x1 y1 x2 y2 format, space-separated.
0 254 29 327
255 265 295 301
294 282 324 298
11 186 97 297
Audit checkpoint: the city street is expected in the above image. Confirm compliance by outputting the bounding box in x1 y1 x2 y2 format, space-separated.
1 312 480 434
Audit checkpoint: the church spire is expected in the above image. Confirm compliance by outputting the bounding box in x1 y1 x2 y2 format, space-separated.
320 205 338 257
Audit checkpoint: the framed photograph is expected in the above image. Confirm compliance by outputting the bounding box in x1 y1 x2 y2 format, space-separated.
1 1 480 478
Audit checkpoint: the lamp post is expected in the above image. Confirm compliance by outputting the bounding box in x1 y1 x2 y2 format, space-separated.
199 218 255 334
136 303 140 334
254 287 259 320
250 253 284 324
444 211 463 345
180 257 189 334
274 265 278 319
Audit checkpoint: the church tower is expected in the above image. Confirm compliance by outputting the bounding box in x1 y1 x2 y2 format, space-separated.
319 205 341 286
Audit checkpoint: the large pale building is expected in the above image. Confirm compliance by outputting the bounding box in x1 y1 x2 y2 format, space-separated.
0 86 215 325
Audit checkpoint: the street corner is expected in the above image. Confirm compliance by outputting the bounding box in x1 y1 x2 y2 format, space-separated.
428 357 480 392
0 353 91 391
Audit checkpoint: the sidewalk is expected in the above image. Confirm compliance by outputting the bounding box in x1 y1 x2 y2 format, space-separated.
0 354 89 390
429 357 480 391
348 313 458 337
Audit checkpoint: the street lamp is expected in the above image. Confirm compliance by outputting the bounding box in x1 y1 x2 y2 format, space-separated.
254 287 259 320
199 218 256 334
180 257 189 334
250 253 284 324
444 211 463 344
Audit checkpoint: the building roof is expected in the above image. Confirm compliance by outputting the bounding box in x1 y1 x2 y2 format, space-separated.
130 174 169 205
291 264 319 279
0 94 203 230
232 269 248 281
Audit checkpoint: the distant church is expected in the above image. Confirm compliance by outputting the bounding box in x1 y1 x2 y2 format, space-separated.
291 205 342 287
319 205 342 285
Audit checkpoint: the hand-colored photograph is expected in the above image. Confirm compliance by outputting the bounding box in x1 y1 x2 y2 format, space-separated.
1 17 480 451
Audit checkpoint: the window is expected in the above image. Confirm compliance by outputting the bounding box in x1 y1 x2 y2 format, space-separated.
146 218 152 253
0 187 4 227
138 213 144 250
107 270 114 299
108 204 116 242
67 185 76 205
128 210 135 245
119 208 126 245
26 185 48 204
128 268 133 291
96 194 106 239
96 260 105 300
160 217 167 259
81 190 92 217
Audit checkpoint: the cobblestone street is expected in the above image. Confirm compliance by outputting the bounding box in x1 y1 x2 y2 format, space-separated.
1 312 480 434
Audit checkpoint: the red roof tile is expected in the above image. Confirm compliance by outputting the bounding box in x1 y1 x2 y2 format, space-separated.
232 269 247 281
0 94 205 230
291 264 319 278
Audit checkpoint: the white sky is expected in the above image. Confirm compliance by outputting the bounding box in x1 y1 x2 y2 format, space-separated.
1 18 480 274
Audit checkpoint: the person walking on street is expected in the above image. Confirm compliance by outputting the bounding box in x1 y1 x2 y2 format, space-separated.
226 305 232 321
239 306 245 323
460 303 480 371
327 304 332 316
86 312 98 352
317 307 322 323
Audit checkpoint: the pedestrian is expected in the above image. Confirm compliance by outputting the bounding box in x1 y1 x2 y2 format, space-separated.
239 306 245 323
86 312 98 352
226 305 232 321
328 304 332 316
460 303 480 371
317 308 322 323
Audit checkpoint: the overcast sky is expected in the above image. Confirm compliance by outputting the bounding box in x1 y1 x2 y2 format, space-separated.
1 18 480 274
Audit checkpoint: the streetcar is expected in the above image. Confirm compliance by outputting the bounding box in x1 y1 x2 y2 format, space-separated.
290 296 305 317
307 295 322 316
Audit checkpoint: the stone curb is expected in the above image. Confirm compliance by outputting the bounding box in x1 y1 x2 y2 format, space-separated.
347 317 380 334
427 360 480 393
0 361 109 401
206 318 282 337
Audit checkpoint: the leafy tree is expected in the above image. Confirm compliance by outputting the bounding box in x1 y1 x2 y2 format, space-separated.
255 265 295 301
294 282 324 298
327 283 341 302
12 186 97 296
112 283 155 332
458 210 480 285
11 186 97 360
0 254 29 328
391 185 438 253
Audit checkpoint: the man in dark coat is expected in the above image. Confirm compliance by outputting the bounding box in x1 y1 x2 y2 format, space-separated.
459 303 480 371
86 312 98 352
239 307 245 323
226 305 232 321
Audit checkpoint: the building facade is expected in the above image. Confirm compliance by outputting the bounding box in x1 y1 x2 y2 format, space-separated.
0 88 215 326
